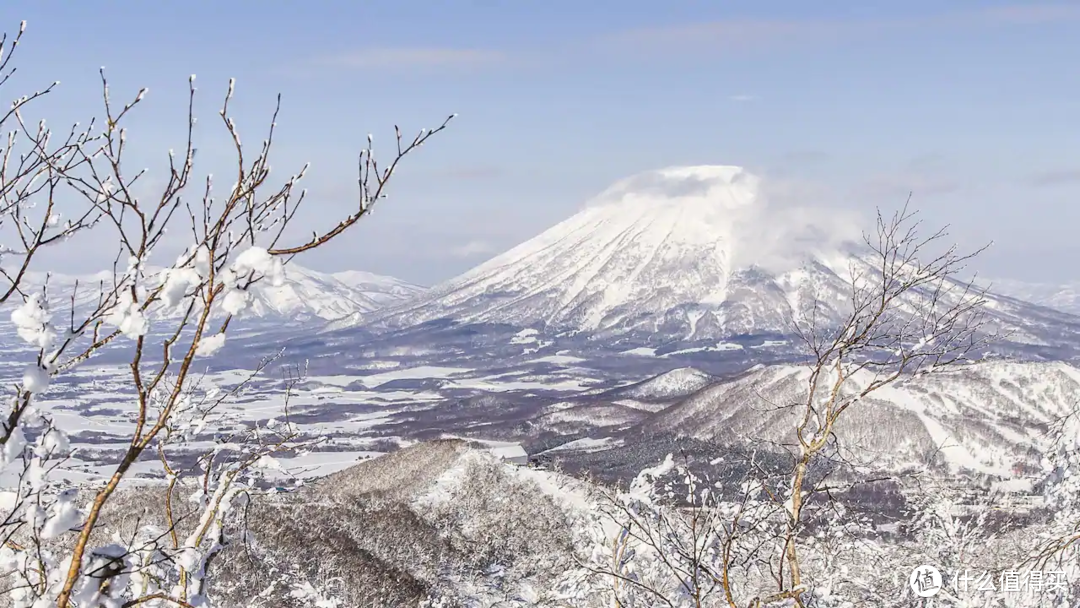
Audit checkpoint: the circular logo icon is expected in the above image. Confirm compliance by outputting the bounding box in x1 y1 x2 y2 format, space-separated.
909 565 943 598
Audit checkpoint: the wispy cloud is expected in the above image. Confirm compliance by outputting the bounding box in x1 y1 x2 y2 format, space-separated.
299 5 1080 75
856 170 962 201
314 47 506 70
976 4 1080 25
600 19 848 54
1027 169 1080 187
595 5 1080 56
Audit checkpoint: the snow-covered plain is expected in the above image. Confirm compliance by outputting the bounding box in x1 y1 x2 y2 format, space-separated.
11 352 610 483
20 346 1080 490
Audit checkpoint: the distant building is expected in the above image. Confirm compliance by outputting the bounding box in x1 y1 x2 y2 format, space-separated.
485 443 529 465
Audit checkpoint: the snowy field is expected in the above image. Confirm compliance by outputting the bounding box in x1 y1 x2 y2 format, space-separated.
7 350 610 483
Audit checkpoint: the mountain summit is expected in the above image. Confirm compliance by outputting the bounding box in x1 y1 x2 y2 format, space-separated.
357 166 1080 351
359 166 852 337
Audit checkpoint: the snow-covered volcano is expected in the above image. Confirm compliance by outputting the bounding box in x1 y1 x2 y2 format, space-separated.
355 165 1080 351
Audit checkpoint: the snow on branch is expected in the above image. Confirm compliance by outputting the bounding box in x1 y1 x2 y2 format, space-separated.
0 19 450 607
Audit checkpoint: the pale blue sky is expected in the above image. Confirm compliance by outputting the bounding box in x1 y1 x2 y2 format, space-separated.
3 1 1078 284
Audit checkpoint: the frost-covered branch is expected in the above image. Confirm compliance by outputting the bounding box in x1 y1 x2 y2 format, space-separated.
776 199 995 602
0 19 449 607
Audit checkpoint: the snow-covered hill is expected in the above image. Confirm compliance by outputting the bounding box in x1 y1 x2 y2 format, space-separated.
8 263 423 323
250 265 423 321
607 366 714 401
983 278 1080 316
634 359 1080 476
93 440 593 607
350 165 1080 354
331 269 424 305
